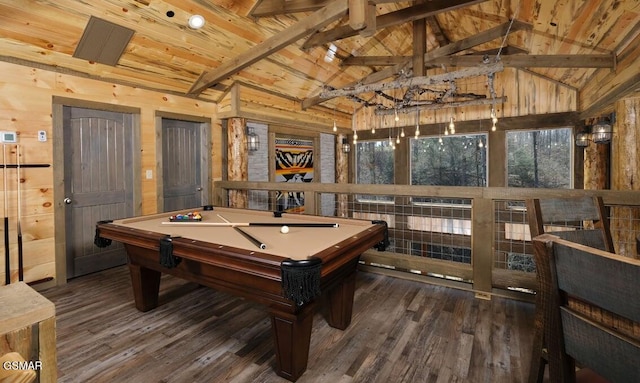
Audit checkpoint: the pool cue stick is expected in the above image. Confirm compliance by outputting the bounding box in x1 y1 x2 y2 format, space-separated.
16 145 23 281
3 145 9 284
217 214 267 249
162 221 339 228
233 226 267 250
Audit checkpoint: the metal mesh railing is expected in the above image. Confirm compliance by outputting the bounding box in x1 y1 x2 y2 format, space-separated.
220 182 640 297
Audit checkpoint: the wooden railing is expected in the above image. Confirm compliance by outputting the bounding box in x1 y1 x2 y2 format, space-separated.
213 181 640 301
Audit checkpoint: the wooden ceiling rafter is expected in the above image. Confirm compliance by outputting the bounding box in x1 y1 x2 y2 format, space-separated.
301 0 488 50
188 0 349 95
340 53 615 68
303 19 529 109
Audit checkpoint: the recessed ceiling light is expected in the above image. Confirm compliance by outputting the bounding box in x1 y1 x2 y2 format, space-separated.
188 15 205 29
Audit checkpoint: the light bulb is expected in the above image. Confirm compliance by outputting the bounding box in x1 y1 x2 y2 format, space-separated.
332 121 337 132
400 128 405 138
394 109 399 122
491 122 497 132
371 127 376 134
188 15 205 29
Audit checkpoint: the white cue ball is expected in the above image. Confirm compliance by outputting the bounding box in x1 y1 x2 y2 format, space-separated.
280 225 290 234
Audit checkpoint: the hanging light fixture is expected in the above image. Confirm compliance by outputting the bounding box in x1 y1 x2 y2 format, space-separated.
332 105 337 132
490 106 498 131
414 109 420 138
448 116 456 135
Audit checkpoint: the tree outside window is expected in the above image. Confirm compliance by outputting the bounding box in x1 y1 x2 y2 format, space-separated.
507 128 572 188
355 140 394 202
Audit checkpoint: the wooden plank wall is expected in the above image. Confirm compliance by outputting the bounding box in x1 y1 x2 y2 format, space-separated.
0 61 219 286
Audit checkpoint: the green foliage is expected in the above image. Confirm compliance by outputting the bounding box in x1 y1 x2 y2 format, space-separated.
411 134 487 186
507 128 572 188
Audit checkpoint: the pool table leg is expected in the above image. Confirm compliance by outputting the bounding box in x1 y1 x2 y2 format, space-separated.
325 270 357 330
269 302 316 382
128 264 161 312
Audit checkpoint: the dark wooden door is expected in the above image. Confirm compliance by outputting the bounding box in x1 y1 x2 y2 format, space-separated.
162 118 202 211
64 106 134 278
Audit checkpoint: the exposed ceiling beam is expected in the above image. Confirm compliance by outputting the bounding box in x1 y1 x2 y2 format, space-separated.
303 20 529 108
342 56 409 66
250 0 419 17
342 53 614 68
302 0 488 49
375 96 508 115
251 0 332 17
319 62 503 99
341 46 529 66
424 20 532 61
188 0 349 95
429 54 615 68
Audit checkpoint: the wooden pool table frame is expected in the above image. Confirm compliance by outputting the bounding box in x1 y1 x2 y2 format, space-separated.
96 211 386 381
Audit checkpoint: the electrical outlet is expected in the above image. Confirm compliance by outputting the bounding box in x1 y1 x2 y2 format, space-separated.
38 130 47 142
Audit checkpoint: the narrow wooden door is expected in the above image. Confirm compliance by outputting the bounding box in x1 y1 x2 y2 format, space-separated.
162 118 202 211
64 107 134 278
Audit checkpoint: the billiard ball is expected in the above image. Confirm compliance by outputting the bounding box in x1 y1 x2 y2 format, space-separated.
280 225 289 234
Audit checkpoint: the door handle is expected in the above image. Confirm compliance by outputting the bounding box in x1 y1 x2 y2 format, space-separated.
196 187 203 191
63 197 72 204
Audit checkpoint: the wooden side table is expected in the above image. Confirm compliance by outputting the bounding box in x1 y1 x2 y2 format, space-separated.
0 282 56 383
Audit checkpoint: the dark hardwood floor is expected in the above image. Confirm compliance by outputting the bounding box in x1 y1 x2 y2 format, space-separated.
41 266 536 383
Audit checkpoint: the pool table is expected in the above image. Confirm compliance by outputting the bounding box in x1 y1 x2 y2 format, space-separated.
94 206 387 381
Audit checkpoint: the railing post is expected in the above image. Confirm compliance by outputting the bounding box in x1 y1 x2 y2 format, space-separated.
472 197 494 299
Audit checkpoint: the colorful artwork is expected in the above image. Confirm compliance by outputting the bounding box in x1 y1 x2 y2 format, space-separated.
275 138 314 213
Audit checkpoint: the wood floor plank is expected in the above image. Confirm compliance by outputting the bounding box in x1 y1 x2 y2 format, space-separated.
41 266 537 382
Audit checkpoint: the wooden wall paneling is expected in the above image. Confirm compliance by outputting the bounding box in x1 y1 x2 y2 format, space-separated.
1 61 217 287
579 33 640 117
583 142 609 190
336 134 349 218
610 96 640 258
227 117 248 208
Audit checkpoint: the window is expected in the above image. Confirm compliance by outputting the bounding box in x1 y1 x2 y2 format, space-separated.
355 140 394 202
411 134 487 187
408 134 486 265
507 128 572 188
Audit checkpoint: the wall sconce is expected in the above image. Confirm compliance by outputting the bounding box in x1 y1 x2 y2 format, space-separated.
575 132 589 147
575 117 613 147
342 138 351 153
591 121 612 144
247 127 259 152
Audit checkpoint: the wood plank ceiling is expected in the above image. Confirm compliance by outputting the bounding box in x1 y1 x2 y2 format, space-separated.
0 0 638 119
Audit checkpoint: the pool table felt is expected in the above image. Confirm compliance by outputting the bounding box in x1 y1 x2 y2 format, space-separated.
111 208 379 260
